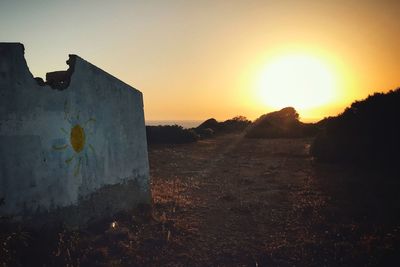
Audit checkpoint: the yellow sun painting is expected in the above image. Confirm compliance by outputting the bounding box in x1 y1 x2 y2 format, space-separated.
52 101 96 176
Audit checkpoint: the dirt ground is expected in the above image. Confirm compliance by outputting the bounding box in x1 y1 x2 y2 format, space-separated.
2 133 399 266
148 133 400 266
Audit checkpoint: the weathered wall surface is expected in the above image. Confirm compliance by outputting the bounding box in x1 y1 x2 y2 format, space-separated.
0 43 150 225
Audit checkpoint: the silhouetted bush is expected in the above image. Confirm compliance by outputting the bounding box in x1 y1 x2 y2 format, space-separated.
146 125 199 144
197 118 219 130
245 107 318 138
195 116 251 136
219 116 252 132
310 89 400 165
196 128 215 138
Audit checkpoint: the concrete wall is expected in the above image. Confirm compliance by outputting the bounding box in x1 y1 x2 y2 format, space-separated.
0 43 150 226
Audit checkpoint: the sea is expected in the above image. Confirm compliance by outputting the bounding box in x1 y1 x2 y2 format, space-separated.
145 120 204 129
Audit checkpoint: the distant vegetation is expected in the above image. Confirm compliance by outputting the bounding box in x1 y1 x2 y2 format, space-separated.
146 116 252 145
245 107 318 138
311 89 400 165
147 88 400 159
146 125 198 144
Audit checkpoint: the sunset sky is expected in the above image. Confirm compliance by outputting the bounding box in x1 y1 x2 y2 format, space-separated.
1 0 399 121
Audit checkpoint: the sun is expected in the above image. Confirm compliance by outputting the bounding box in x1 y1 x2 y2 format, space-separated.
256 53 336 110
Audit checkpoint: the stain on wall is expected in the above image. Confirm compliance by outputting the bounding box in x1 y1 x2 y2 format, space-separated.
0 43 150 226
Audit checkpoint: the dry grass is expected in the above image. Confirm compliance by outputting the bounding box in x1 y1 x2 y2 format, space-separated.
1 134 399 266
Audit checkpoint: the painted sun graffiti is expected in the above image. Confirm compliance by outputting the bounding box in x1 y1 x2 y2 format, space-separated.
53 101 96 176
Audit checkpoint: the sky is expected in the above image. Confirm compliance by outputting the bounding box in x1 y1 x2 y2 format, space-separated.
1 0 400 121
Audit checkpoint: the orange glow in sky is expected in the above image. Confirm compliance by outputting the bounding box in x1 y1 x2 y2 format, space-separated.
256 53 336 110
1 0 400 122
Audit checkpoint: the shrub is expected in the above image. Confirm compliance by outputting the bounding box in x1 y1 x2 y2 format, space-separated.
197 118 219 130
245 107 318 138
146 125 199 144
219 116 252 132
196 128 215 138
310 88 400 165
195 116 251 136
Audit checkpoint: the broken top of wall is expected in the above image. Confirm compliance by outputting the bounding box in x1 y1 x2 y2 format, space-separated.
0 42 150 227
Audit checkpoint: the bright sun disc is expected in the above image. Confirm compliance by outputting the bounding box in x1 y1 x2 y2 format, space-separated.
257 54 336 110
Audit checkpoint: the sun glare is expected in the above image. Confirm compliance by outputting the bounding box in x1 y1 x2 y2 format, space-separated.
257 54 336 111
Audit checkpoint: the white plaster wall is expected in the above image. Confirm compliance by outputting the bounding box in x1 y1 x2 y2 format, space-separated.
0 43 150 218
